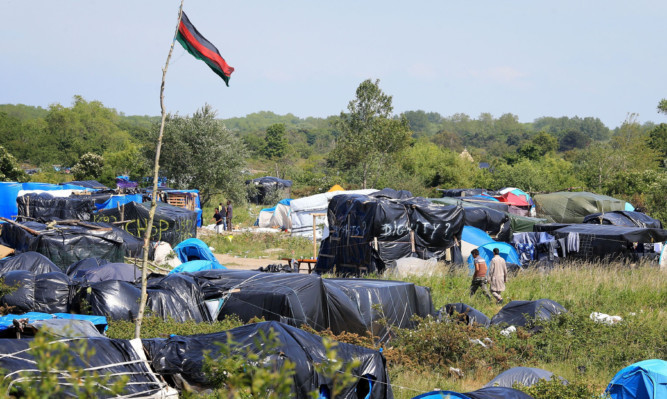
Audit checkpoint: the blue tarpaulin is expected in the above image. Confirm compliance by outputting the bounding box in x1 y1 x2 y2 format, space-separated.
95 194 143 211
468 242 521 274
173 238 218 263
169 259 226 274
0 182 96 220
0 312 108 332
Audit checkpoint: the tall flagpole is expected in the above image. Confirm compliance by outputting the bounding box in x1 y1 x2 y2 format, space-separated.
135 0 185 339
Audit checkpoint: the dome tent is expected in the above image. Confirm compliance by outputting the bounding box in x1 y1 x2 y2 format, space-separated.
485 366 566 388
606 359 667 399
490 299 567 327
467 242 520 274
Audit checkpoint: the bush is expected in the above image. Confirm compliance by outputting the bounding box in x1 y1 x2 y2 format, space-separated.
514 378 608 399
106 315 245 340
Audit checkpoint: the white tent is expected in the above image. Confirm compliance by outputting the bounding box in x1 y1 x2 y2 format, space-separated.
269 203 291 230
290 189 377 238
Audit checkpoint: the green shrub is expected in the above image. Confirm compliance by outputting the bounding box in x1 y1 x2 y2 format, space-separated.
106 315 245 340
514 378 608 399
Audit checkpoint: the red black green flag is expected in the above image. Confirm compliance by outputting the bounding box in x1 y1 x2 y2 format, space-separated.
176 12 234 86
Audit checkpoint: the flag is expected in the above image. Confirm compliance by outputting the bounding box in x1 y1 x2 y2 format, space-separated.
176 12 235 86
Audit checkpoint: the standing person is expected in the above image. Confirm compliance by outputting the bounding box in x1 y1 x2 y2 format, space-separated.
211 209 224 234
470 249 491 300
219 201 227 231
226 200 233 231
488 248 508 304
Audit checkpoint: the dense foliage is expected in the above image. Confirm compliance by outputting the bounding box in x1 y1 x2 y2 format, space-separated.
1 87 666 221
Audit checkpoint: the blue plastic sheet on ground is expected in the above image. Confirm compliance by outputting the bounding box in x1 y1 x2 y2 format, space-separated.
0 312 108 332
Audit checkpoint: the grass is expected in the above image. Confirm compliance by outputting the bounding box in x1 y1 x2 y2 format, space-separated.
202 231 314 260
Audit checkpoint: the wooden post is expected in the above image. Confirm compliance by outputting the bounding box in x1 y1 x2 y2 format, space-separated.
311 213 327 259
410 230 416 253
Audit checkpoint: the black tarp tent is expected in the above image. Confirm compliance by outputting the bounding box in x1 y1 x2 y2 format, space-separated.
0 270 71 314
490 299 567 327
551 224 667 261
17 192 97 221
583 211 663 229
0 221 129 270
0 337 176 397
142 320 393 399
93 201 197 247
0 252 61 275
484 367 566 388
246 176 293 204
62 180 109 190
316 195 465 275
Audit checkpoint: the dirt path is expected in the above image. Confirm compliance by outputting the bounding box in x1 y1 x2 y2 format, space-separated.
214 253 284 270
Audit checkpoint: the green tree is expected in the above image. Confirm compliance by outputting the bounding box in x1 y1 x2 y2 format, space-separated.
148 104 248 206
518 132 558 160
559 130 591 152
71 152 104 181
329 79 411 189
262 123 290 177
0 146 29 182
658 98 667 114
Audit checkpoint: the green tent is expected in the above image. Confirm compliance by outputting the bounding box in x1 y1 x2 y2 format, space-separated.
533 192 627 223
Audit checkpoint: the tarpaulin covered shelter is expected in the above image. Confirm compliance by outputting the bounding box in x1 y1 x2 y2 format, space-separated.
431 198 512 240
0 221 129 269
490 299 567 327
0 181 96 220
62 180 109 190
173 238 218 263
168 259 226 274
0 312 107 335
316 195 465 275
0 270 71 313
68 261 142 283
143 321 393 399
85 273 210 323
246 176 293 204
438 302 490 327
460 226 495 260
256 198 292 229
467 242 521 273
485 367 565 388
550 224 667 261
0 337 178 398
439 188 492 198
533 192 630 223
606 359 667 399
17 192 97 221
290 188 378 238
94 201 197 247
0 251 61 274
583 211 663 229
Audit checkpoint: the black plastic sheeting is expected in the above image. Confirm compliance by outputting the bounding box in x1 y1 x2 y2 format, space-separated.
430 198 511 242
440 189 492 198
93 201 197 247
0 337 171 397
0 270 71 314
84 274 210 323
583 211 662 229
246 176 293 204
17 193 97 221
490 299 567 327
0 221 127 270
142 321 393 399
192 270 433 340
437 303 490 328
326 278 434 341
484 366 566 388
316 195 465 275
69 261 142 283
370 188 413 199
0 252 61 275
551 224 667 260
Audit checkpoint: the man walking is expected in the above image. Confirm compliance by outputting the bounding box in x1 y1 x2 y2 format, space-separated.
488 248 508 304
225 200 233 231
470 249 491 300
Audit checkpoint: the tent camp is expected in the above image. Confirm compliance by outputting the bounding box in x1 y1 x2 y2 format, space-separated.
583 211 663 229
0 181 97 220
316 194 465 275
533 192 632 223
143 321 393 398
438 302 490 327
606 359 667 399
467 242 521 273
256 198 292 229
413 387 534 399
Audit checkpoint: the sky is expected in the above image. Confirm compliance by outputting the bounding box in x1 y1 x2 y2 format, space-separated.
1 0 666 128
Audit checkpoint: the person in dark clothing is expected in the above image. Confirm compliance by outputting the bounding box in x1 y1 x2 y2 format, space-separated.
470 248 492 300
211 209 224 234
226 200 233 231
219 203 227 230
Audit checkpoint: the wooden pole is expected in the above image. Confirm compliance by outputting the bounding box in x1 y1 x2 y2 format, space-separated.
311 213 327 259
134 0 184 340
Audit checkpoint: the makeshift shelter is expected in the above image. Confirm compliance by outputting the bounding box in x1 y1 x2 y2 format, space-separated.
431 197 512 240
533 192 630 223
290 188 378 238
438 302 490 327
256 205 276 227
0 312 107 335
0 337 178 398
0 251 61 274
62 180 109 190
0 181 96 220
68 261 142 283
467 242 521 273
413 387 534 399
316 195 465 275
461 226 495 260
173 238 218 263
17 192 97 221
583 211 663 229
0 221 128 269
246 176 293 204
269 198 292 229
328 184 345 192
94 201 197 247
0 270 71 314
485 367 565 388
606 359 667 399
168 259 226 274
512 232 558 266
439 188 491 198
143 321 393 399
550 224 667 261
490 299 567 327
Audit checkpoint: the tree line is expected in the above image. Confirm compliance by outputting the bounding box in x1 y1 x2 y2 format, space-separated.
0 85 665 221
